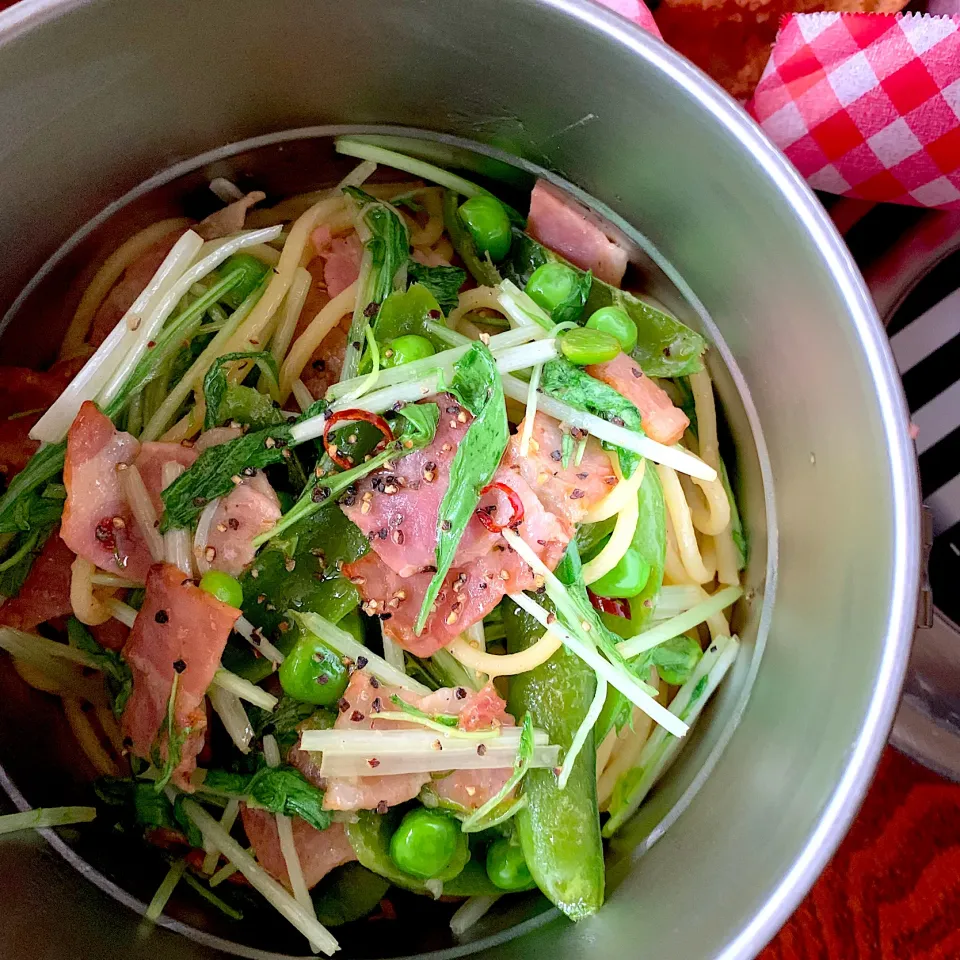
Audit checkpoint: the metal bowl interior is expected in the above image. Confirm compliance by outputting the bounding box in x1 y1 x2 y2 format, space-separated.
0 125 774 960
0 1 918 959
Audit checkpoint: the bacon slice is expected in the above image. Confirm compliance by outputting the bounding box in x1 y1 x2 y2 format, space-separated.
586 353 690 446
502 414 616 524
527 179 629 287
240 810 357 890
299 672 513 812
133 442 198 517
311 227 363 298
61 401 154 583
204 471 281 576
121 563 239 790
0 531 74 630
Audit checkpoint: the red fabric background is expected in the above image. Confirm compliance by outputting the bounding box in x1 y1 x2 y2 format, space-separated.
761 748 960 959
0 1 957 956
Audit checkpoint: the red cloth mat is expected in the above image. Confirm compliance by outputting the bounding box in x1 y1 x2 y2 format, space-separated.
761 747 960 959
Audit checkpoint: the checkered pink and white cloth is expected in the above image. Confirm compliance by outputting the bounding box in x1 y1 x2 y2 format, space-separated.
748 13 960 209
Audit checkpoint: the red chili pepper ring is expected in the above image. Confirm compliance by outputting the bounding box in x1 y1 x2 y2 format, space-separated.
323 409 393 470
588 590 632 620
475 481 525 533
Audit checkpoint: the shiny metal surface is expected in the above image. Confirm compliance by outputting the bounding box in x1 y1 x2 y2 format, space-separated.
0 1 918 958
859 208 960 781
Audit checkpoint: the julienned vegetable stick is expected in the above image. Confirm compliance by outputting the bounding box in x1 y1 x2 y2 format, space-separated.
500 373 717 481
335 138 490 200
290 339 558 445
602 635 740 835
0 806 96 835
100 226 283 406
31 231 203 444
326 324 543 401
617 584 743 658
211 668 278 711
182 799 339 955
509 591 688 739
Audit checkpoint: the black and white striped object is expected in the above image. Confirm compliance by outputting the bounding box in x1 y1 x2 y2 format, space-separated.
888 258 960 628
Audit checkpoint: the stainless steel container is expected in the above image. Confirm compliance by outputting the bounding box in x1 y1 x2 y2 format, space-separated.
0 1 919 958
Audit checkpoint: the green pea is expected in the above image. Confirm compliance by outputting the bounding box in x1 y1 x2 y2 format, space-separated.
525 262 580 316
559 327 621 366
198 570 244 609
389 808 459 879
588 548 651 599
382 335 435 369
486 837 533 891
586 305 638 353
279 633 349 706
458 195 512 262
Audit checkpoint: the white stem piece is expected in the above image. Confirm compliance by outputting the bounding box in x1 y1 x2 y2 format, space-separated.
211 668 278 710
182 800 339 955
208 685 254 754
617 585 743 659
162 462 193 575
31 231 204 443
500 373 717 481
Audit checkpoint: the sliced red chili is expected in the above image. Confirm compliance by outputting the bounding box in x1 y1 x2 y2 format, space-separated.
588 590 631 619
323 409 393 470
475 481 525 533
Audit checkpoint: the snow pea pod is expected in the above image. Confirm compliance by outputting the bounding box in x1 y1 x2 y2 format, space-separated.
504 588 604 920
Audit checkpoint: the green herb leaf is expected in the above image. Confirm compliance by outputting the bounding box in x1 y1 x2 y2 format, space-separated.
204 762 332 833
540 357 644 477
719 457 747 570
152 673 191 792
214 253 270 310
248 764 332 833
373 284 448 351
415 344 508 634
341 186 410 381
203 351 280 430
406 262 467 315
0 441 66 535
637 634 703 686
159 425 292 531
67 617 133 717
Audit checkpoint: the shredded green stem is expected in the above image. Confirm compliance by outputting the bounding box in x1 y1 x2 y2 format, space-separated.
0 806 96 835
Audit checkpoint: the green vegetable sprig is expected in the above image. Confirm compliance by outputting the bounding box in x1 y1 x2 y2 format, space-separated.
414 343 508 634
202 351 280 430
67 618 133 717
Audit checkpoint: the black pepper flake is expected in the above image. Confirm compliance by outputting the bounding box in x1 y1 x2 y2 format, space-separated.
338 697 351 713
357 656 368 670
369 676 380 689
577 472 588 479
455 687 467 700
192 496 207 507
352 340 363 351
477 744 487 756
172 659 187 674
241 466 256 477
631 366 642 378
312 485 331 503
376 800 389 815
479 581 488 590
571 488 585 499
441 520 452 532
312 358 326 371
154 610 169 624
122 736 133 749
611 416 625 427
372 697 382 712
550 449 562 461
351 710 365 722
378 612 392 621
363 301 379 318
377 527 388 540
316 674 329 685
